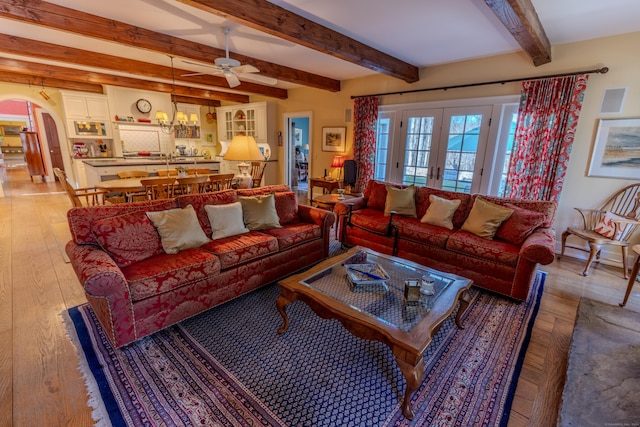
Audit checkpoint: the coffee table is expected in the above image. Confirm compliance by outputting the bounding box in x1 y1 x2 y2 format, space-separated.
276 246 473 419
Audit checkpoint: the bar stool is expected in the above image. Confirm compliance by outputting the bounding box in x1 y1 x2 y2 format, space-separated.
620 244 640 307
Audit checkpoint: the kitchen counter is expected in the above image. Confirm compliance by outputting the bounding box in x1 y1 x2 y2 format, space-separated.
79 157 221 187
82 157 218 167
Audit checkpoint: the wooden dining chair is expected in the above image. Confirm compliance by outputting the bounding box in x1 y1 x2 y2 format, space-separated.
561 183 640 278
187 168 212 176
117 170 149 179
140 177 176 200
54 167 109 207
157 169 178 177
208 173 235 192
176 175 208 195
250 162 266 188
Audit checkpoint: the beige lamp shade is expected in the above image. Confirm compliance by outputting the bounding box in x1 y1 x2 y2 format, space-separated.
223 135 264 162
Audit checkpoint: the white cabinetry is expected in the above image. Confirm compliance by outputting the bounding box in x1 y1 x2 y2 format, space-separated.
216 102 276 150
61 92 113 139
216 102 278 185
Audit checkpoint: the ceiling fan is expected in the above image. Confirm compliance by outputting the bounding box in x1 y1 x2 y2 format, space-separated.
182 27 278 88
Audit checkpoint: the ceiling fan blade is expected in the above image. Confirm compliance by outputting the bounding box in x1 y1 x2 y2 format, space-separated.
236 72 278 86
224 71 241 88
232 64 260 74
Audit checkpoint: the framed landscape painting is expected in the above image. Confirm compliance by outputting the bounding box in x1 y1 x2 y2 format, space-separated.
588 118 640 179
322 127 346 152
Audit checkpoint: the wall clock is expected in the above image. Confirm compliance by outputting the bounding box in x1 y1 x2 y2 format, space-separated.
135 98 152 114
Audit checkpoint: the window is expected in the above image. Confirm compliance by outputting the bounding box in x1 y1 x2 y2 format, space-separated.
375 96 518 196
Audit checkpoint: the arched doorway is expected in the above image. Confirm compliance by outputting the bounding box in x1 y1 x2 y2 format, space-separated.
0 94 70 185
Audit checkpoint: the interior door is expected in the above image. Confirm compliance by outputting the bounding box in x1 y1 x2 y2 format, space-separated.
42 113 65 173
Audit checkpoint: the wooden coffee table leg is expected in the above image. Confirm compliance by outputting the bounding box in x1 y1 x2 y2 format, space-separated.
393 351 424 420
276 295 292 334
455 289 471 329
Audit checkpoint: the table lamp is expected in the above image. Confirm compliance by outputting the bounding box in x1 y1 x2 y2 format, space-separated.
223 135 264 176
331 155 345 181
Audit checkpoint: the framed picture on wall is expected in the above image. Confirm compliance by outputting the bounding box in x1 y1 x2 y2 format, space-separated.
322 127 346 152
588 118 640 179
294 128 303 145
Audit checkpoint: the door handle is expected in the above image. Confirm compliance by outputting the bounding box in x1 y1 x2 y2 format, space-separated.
437 167 441 180
429 168 433 179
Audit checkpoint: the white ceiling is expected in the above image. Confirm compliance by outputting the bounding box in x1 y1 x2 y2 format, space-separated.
1 0 640 91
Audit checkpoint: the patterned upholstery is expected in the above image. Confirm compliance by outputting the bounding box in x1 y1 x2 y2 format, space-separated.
337 180 557 301
66 184 335 348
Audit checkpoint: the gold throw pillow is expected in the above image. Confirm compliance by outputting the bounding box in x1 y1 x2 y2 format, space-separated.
146 204 210 254
384 185 417 217
461 197 514 239
420 195 461 230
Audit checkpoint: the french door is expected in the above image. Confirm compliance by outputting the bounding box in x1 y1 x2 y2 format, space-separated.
384 106 492 194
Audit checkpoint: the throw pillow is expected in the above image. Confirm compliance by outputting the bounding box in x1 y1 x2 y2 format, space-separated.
420 195 461 230
146 204 210 254
495 204 547 245
91 211 164 268
384 184 417 217
461 197 514 239
274 192 299 225
594 211 628 240
239 193 282 230
205 202 249 240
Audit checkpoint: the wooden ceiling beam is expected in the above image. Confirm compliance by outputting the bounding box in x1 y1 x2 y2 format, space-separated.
173 96 221 107
0 34 288 99
484 0 551 66
0 0 341 92
0 57 250 103
179 0 420 83
0 71 105 94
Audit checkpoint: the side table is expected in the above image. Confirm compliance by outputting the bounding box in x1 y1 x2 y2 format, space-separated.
313 193 354 238
309 177 341 196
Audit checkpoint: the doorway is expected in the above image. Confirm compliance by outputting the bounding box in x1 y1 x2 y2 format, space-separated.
0 95 69 189
283 111 312 202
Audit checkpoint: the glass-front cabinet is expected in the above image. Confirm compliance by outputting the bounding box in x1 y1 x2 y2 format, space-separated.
216 102 274 147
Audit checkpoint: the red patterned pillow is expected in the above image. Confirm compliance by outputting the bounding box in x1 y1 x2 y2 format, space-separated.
365 180 388 210
91 211 164 268
495 203 546 245
274 192 299 224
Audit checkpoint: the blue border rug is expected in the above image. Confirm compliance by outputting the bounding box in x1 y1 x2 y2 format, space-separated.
67 272 544 426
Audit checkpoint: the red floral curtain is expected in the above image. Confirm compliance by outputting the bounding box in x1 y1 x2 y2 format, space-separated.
505 74 589 202
353 96 380 193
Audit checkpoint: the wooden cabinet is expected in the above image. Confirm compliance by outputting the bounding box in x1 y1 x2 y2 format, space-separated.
20 132 46 181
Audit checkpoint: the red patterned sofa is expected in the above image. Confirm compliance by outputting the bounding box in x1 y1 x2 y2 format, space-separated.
335 180 556 301
66 185 334 347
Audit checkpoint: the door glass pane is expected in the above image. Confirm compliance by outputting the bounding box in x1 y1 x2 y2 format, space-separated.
442 114 483 193
403 117 434 186
375 118 391 181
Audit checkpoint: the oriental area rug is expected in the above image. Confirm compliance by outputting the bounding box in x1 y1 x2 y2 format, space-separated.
66 271 545 427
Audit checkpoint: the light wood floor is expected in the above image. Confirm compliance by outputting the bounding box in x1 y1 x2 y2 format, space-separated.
1 166 638 426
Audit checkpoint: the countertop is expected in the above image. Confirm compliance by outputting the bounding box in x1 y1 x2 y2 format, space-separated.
81 157 220 167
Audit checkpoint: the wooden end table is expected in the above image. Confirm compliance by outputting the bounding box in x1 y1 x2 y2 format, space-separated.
276 246 473 419
309 177 341 195
313 193 354 238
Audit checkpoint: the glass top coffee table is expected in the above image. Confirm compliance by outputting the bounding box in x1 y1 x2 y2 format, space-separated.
276 246 473 419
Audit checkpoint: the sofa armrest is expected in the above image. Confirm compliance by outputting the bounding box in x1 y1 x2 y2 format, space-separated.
520 227 556 265
298 204 335 257
66 241 130 298
334 197 367 241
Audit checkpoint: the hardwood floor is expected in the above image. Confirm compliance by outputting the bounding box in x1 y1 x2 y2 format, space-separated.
1 166 638 426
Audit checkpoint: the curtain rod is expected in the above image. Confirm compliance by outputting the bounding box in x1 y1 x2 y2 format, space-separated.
350 66 609 99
